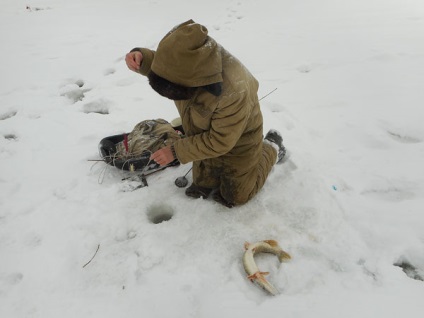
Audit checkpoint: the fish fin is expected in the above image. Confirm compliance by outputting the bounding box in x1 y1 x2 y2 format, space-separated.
264 239 279 247
247 271 270 281
278 250 292 262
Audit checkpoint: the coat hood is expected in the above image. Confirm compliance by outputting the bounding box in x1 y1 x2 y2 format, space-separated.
151 19 223 87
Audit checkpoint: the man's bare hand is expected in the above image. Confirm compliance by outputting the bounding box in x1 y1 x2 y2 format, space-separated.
150 146 175 166
125 51 143 72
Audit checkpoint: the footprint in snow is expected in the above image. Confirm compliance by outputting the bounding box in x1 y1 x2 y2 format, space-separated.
82 99 110 115
60 79 90 104
223 2 245 26
387 130 422 144
103 68 116 76
297 64 313 73
394 256 424 282
3 134 18 141
380 122 422 144
0 272 23 289
0 110 17 121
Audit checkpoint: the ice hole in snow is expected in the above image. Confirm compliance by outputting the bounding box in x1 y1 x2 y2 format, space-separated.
394 259 424 282
147 204 174 224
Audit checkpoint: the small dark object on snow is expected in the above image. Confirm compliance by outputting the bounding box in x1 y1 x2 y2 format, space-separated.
175 167 192 188
175 176 189 188
394 260 424 281
82 244 100 268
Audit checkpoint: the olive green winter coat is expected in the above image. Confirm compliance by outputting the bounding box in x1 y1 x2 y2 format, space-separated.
135 20 277 205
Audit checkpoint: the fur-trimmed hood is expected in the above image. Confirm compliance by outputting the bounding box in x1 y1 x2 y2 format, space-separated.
147 70 222 100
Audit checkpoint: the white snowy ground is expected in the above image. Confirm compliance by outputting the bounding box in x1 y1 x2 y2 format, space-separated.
1 0 424 317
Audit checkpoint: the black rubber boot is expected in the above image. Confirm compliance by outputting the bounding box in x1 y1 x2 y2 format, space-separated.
265 129 287 163
185 184 213 199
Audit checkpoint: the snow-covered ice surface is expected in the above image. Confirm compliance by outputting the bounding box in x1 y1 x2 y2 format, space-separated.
1 0 424 317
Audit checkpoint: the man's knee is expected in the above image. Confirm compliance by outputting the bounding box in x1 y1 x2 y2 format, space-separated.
219 184 251 206
192 161 220 188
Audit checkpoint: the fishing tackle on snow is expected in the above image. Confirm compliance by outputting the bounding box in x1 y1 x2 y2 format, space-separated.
98 118 181 173
96 119 181 189
175 167 192 188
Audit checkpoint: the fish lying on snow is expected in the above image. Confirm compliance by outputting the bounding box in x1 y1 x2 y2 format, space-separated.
242 240 291 295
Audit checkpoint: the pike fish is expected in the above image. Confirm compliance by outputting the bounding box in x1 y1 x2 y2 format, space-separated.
242 240 291 296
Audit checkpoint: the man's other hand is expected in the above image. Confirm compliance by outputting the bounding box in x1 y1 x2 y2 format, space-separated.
125 51 143 72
